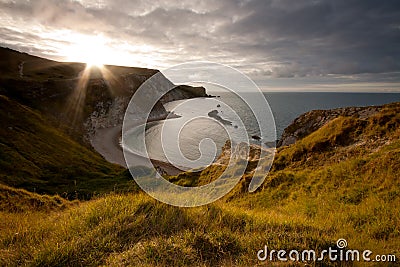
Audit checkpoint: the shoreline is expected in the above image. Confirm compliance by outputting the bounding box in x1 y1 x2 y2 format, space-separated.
90 114 185 176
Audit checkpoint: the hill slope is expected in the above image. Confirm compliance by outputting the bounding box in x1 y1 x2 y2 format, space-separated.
0 47 206 198
0 47 399 266
0 47 207 142
0 94 135 198
1 103 399 266
0 183 74 212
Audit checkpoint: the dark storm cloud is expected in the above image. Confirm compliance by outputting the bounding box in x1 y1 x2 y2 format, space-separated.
1 0 399 81
218 0 400 76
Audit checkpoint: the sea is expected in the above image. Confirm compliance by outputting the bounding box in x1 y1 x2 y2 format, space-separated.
124 91 400 170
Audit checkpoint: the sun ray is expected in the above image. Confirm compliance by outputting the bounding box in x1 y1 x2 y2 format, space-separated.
99 66 125 96
64 64 92 126
63 63 127 128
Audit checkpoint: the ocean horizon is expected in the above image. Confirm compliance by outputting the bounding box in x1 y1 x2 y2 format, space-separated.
123 91 400 169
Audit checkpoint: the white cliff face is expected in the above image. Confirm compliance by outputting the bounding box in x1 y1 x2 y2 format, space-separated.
84 74 168 137
84 71 207 138
84 96 132 136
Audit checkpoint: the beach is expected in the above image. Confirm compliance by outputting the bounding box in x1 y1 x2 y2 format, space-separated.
90 121 184 176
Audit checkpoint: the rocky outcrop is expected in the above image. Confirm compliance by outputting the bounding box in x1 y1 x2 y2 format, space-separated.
216 140 266 165
208 110 232 126
277 105 382 147
160 85 208 104
84 72 208 138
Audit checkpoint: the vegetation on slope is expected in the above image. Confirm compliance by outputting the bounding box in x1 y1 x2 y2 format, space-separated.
0 95 137 199
0 47 157 141
0 193 338 266
0 47 156 198
0 45 399 267
1 103 399 266
0 47 206 199
273 102 400 170
0 183 75 213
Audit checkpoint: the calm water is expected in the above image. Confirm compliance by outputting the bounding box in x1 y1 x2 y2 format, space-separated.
125 92 400 169
265 92 400 137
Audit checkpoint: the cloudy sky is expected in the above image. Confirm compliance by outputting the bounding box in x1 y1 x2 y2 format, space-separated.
1 0 400 91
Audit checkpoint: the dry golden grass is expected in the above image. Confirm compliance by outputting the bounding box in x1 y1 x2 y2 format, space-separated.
1 100 399 266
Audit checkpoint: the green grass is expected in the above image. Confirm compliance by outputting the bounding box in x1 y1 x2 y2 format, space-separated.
0 95 138 199
1 103 399 266
0 183 76 213
0 47 164 199
0 193 337 266
0 46 158 140
1 177 398 266
0 47 202 199
273 103 400 171
1 47 399 266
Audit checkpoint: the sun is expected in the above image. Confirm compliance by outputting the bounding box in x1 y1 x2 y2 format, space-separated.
53 30 159 68
61 33 112 67
85 58 104 69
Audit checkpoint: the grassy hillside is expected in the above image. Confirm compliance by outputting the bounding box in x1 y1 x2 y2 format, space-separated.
0 47 212 199
0 47 156 198
0 47 398 266
1 103 399 266
0 47 206 199
0 47 155 81
0 183 76 213
0 47 157 140
0 95 137 199
0 193 333 266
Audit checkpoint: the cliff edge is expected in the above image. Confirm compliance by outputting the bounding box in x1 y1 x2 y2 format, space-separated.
277 105 384 147
0 47 208 144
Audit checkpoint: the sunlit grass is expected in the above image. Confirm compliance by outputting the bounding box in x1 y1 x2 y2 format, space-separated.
1 183 398 266
1 103 399 266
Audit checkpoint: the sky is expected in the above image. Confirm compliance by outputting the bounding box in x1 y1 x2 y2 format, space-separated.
1 0 400 91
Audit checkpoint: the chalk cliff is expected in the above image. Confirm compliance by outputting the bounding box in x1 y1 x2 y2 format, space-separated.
0 47 208 143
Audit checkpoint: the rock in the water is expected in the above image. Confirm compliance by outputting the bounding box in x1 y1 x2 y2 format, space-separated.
208 110 233 126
